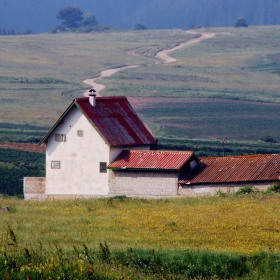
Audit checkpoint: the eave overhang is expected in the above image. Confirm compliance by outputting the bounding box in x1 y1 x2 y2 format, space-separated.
108 167 179 172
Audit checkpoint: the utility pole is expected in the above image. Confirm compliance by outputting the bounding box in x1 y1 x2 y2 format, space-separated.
221 138 227 157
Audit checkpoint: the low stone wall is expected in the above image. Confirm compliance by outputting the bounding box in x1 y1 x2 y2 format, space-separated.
109 170 178 197
178 181 274 197
24 177 46 200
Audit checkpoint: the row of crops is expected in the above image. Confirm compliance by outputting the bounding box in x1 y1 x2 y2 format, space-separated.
0 148 45 195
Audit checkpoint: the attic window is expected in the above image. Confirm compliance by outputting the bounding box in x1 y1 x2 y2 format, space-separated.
100 162 107 173
77 130 84 137
51 161 61 169
55 134 66 142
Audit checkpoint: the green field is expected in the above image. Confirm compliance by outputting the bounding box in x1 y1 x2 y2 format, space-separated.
1 27 280 152
0 148 45 195
1 194 280 279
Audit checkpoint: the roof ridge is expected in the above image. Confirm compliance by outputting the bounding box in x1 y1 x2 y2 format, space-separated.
75 96 127 102
200 154 279 160
128 150 193 153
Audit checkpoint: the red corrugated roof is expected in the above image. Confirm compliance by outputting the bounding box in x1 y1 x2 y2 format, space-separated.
108 150 194 170
39 96 156 147
179 154 280 184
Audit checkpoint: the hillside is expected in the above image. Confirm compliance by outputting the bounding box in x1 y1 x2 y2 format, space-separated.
0 0 280 32
1 26 280 155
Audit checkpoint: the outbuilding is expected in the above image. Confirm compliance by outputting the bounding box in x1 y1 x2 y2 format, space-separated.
179 154 280 196
108 149 199 197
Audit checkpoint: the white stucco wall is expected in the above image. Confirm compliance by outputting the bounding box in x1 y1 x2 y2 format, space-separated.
45 106 152 196
46 106 111 195
109 170 178 197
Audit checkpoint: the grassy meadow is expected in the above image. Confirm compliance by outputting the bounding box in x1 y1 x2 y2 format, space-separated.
2 194 280 278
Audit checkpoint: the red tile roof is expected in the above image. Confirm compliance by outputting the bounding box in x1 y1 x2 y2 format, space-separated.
179 154 280 184
39 96 156 147
108 150 194 170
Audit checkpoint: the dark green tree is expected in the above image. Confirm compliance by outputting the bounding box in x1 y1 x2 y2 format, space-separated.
57 6 83 28
133 22 148 30
235 17 248 28
188 22 201 29
83 12 98 26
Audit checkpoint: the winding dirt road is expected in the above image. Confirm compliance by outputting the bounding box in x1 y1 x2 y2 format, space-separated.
83 65 139 97
83 31 216 96
156 32 216 63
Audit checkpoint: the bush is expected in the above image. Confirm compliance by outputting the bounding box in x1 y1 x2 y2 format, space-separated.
267 181 280 193
260 135 277 143
133 22 148 30
235 186 258 195
235 17 248 28
216 189 227 197
51 25 66 33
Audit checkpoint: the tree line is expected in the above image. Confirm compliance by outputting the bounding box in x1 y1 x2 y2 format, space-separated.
0 28 36 36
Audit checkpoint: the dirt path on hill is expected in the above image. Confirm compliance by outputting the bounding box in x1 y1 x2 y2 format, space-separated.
156 32 216 63
82 31 216 136
83 65 139 97
83 31 216 96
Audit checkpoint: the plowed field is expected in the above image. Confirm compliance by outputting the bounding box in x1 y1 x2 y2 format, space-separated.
0 143 45 154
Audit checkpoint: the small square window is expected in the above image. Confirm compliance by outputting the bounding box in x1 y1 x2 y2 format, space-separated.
77 130 84 137
51 161 61 169
100 162 107 173
55 134 66 142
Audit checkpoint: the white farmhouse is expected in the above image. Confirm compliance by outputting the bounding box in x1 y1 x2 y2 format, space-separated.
36 94 157 197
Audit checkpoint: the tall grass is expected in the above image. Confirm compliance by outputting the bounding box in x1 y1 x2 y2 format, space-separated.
1 195 280 254
0 228 250 279
1 199 280 278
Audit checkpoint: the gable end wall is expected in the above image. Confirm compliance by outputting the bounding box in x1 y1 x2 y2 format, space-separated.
46 106 110 195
